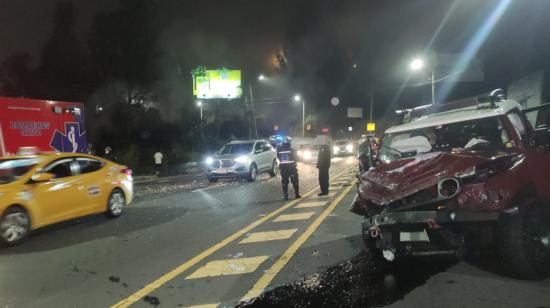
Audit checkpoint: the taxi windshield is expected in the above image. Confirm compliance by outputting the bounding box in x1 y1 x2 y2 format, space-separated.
0 158 39 185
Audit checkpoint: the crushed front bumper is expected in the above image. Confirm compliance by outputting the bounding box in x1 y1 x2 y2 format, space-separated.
362 210 501 259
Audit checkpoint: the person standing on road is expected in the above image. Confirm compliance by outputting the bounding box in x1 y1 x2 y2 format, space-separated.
277 137 301 200
103 146 117 162
317 144 331 196
154 150 163 177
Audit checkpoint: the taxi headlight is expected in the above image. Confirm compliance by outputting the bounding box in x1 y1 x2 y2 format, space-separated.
235 156 248 164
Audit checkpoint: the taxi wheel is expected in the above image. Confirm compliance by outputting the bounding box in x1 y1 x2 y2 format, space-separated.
106 189 125 218
0 207 30 247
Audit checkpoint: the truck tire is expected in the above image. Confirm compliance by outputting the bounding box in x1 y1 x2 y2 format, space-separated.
498 203 550 280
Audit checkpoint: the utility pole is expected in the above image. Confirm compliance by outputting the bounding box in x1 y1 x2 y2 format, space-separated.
248 80 259 139
369 84 374 123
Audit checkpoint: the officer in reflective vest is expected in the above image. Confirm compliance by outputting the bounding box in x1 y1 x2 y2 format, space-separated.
277 137 301 200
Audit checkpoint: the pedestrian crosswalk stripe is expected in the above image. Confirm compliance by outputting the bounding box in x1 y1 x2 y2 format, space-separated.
295 201 327 208
186 304 219 308
185 256 269 280
273 212 316 222
239 229 298 244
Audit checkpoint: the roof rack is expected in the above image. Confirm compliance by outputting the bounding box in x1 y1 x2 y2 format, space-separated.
395 88 506 123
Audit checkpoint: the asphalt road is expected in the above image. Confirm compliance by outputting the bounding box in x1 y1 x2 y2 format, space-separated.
1 155 549 308
0 156 359 307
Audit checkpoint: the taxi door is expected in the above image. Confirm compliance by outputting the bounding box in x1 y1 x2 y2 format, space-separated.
29 158 89 225
74 157 107 214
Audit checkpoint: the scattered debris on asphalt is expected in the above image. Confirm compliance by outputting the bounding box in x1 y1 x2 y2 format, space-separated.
143 295 160 306
108 276 120 283
237 252 455 308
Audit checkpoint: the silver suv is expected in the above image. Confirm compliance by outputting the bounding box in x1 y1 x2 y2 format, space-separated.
205 140 279 182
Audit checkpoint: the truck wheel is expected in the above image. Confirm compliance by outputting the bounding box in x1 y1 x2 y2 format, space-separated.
105 189 125 218
268 160 278 177
498 203 550 280
0 206 30 247
362 226 384 262
248 164 258 182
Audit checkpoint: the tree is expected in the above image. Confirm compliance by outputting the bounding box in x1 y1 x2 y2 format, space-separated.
38 1 92 101
0 52 35 97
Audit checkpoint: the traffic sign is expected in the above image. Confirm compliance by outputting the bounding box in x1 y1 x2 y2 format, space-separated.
367 122 376 132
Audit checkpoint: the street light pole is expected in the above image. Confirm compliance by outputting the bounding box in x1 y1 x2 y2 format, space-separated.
302 99 305 138
431 69 435 105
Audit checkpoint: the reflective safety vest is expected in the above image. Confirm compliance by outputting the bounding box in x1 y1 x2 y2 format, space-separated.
278 150 295 165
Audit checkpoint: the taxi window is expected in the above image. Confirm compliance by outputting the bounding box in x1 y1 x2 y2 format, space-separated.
77 158 103 174
44 159 74 179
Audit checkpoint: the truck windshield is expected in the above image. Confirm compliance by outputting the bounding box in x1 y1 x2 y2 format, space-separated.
0 158 40 185
217 143 254 155
380 116 511 163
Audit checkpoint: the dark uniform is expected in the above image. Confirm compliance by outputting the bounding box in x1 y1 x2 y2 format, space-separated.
277 141 301 200
317 145 331 195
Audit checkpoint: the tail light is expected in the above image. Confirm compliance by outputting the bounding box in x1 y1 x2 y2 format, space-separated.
121 168 132 176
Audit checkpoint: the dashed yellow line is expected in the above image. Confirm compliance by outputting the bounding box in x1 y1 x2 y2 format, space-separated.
241 181 356 301
111 169 351 308
185 256 269 280
239 229 298 244
272 212 316 222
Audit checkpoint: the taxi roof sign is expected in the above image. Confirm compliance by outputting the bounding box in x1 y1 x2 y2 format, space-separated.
366 122 376 132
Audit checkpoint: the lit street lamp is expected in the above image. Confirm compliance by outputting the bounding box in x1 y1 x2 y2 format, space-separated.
294 94 305 138
410 57 435 105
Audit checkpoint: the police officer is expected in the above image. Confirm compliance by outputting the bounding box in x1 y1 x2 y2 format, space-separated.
317 144 331 196
277 137 301 200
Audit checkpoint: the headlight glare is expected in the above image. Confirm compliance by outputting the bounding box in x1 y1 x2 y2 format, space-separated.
235 156 248 164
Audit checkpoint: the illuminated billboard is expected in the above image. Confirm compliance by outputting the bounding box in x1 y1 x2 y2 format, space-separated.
192 68 242 99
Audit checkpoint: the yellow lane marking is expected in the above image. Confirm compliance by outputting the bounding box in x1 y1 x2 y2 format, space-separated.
111 168 350 308
294 201 327 209
239 229 298 244
185 256 269 280
241 181 356 301
186 304 219 308
272 212 316 222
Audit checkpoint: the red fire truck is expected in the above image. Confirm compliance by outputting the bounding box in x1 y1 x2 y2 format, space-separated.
0 97 88 157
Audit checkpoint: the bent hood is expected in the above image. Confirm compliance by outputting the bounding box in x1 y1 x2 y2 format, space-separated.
358 151 499 205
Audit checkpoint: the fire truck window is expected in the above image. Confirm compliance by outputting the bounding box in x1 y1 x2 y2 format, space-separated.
44 159 73 179
77 158 103 174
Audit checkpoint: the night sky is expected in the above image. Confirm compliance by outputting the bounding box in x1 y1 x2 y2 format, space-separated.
2 0 550 126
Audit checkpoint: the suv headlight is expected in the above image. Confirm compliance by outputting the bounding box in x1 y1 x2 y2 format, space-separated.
205 157 214 165
346 144 353 151
235 156 248 164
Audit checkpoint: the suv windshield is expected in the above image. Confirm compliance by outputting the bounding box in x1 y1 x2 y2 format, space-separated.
380 116 511 163
0 158 40 185
217 143 254 155
335 140 350 145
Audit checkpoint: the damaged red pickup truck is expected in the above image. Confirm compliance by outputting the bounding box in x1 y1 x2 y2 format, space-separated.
351 92 550 279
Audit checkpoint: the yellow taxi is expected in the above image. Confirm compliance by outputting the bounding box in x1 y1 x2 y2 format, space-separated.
0 151 133 246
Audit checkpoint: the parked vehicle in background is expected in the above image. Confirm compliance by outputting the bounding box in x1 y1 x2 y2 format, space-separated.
333 139 354 156
0 150 133 246
205 140 278 182
0 97 87 157
351 91 550 280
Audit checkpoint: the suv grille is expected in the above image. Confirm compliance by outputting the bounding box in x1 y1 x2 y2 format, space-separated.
212 160 235 168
